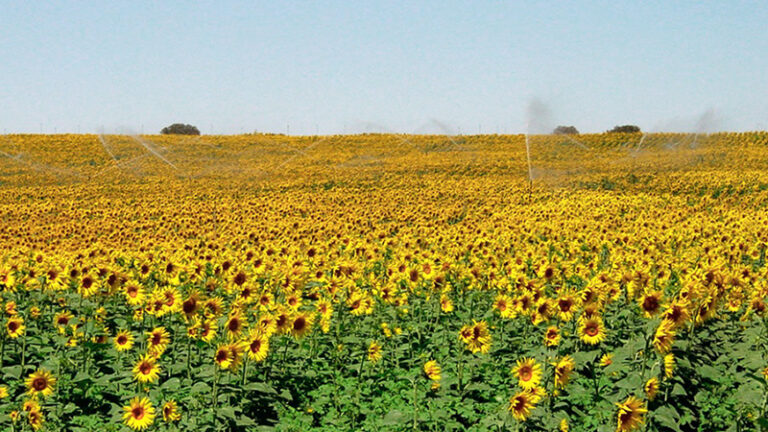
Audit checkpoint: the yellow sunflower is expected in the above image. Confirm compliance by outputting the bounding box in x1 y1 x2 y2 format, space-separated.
616 396 647 432
162 400 181 422
664 353 675 379
512 357 542 390
123 396 155 430
25 369 56 398
146 327 171 357
114 330 134 352
578 316 606 345
544 326 560 347
6 316 25 338
508 389 538 421
553 355 575 389
644 377 659 401
133 353 161 384
245 330 270 362
290 312 313 339
367 341 382 363
653 319 676 354
28 408 44 431
424 360 442 381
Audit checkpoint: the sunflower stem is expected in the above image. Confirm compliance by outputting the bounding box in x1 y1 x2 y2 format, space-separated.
185 337 192 380
212 366 219 408
21 332 27 370
241 355 249 386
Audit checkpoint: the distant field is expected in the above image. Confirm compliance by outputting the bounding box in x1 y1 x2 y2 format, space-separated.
1 132 768 431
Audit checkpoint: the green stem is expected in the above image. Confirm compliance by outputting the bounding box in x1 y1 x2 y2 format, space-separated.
241 355 249 386
21 333 27 370
412 378 419 430
212 366 220 408
0 335 5 368
186 337 192 380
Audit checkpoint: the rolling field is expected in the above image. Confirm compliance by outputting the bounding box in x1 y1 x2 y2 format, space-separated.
1 132 768 431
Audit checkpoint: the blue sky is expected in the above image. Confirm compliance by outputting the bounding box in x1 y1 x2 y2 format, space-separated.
1 1 767 135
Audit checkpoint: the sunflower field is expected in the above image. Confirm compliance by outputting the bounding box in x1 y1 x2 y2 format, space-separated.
1 132 768 431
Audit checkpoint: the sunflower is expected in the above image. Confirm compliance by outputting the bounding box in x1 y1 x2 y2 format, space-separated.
531 299 552 325
367 341 382 363
214 344 234 369
554 355 575 388
245 330 270 362
203 297 224 318
616 396 647 432
53 311 74 333
290 312 313 339
225 312 247 339
315 299 333 320
162 400 181 422
5 301 17 315
146 327 171 357
28 408 44 431
123 281 146 307
440 294 454 313
578 316 606 345
424 360 441 381
257 291 274 309
459 320 492 354
638 290 663 317
23 399 39 412
600 353 613 367
285 292 302 309
200 318 218 342
508 389 538 421
123 396 155 430
214 342 246 370
182 291 200 318
6 316 25 338
160 287 182 314
133 353 161 383
493 294 516 319
78 274 98 297
25 369 56 398
512 357 542 390
114 330 134 352
544 326 560 347
644 377 659 401
0 385 8 399
275 307 292 334
664 353 675 379
662 300 690 328
652 319 676 354
256 312 277 336
556 292 579 321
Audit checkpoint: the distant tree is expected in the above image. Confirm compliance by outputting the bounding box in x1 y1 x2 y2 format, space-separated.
161 123 200 135
608 125 641 133
553 125 579 135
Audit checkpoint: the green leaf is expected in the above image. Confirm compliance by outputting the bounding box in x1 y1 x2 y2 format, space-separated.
244 381 277 394
381 409 406 425
162 377 181 391
190 381 212 395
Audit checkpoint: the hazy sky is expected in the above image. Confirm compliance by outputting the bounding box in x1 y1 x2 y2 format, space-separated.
1 1 767 135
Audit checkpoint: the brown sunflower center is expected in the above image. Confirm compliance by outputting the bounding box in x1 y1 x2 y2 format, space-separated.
132 406 145 420
585 323 599 336
32 377 48 391
519 367 532 381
